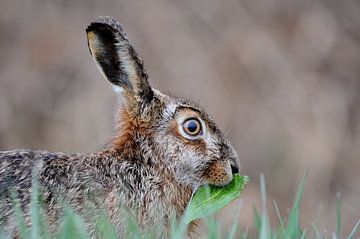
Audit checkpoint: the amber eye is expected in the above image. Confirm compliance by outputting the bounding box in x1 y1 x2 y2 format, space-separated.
182 118 202 137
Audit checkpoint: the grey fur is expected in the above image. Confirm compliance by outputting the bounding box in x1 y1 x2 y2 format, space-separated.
0 16 240 238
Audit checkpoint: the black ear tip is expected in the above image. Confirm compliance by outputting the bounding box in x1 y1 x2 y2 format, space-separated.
86 22 119 45
86 16 127 39
86 22 102 33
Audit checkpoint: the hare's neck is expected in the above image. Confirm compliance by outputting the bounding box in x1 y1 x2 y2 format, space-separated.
90 149 193 218
162 167 193 215
138 164 194 234
83 150 195 237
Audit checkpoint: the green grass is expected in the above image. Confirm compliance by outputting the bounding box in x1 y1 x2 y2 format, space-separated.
1 172 359 239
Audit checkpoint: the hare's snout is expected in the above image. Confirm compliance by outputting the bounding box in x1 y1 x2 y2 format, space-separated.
202 141 241 186
203 156 240 187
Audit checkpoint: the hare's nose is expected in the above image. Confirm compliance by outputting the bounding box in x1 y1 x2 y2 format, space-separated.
230 157 240 175
231 164 239 174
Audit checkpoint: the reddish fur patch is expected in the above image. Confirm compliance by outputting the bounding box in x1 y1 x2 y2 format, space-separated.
111 109 153 152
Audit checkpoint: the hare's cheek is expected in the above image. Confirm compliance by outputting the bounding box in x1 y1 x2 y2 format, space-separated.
203 160 232 186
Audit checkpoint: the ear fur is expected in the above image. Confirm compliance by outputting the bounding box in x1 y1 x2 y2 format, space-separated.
86 16 153 103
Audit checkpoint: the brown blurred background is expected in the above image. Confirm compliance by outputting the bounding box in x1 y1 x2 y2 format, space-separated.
1 0 359 237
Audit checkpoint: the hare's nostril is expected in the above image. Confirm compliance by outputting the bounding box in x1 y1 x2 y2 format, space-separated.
231 164 239 174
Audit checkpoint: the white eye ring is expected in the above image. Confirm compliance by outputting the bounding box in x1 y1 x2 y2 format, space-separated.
178 117 206 140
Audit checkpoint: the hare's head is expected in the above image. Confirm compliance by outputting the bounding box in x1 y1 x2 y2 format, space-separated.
86 17 240 188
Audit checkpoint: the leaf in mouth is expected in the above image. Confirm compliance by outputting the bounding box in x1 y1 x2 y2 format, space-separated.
184 174 249 224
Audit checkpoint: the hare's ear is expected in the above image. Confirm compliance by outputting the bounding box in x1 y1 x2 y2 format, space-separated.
86 16 153 103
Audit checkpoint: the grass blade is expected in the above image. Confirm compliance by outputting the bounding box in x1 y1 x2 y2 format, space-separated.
57 207 89 239
11 191 29 239
226 203 242 239
96 213 118 239
312 223 320 238
347 219 360 239
30 177 40 239
273 200 284 228
253 205 261 233
336 193 341 238
300 229 307 239
259 174 269 239
286 170 308 239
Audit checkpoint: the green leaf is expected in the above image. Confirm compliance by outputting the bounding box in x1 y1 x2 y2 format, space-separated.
184 174 249 224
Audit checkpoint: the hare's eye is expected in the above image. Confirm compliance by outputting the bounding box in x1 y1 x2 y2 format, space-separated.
182 118 202 137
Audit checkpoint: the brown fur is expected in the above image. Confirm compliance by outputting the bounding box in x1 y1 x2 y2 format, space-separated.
111 109 148 150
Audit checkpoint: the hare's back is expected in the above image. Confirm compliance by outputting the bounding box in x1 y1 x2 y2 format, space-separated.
0 149 70 162
0 149 70 175
0 150 79 199
0 150 37 188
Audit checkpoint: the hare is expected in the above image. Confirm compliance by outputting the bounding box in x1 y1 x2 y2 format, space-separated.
0 16 240 238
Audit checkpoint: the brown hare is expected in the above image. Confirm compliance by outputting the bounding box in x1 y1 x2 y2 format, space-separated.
0 16 240 238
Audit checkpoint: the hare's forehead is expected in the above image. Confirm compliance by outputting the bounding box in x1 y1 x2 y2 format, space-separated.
154 91 201 117
154 90 222 134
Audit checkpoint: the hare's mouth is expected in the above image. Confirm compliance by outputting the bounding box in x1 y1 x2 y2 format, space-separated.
209 176 233 187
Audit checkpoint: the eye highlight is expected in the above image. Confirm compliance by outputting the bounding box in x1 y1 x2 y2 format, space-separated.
182 118 202 137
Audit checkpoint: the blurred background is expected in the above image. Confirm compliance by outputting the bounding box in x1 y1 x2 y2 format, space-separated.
1 0 359 237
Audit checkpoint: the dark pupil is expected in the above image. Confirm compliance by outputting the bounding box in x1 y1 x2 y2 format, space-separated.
187 121 198 133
